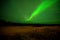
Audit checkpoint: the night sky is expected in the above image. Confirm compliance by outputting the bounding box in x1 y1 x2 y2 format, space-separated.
1 0 60 24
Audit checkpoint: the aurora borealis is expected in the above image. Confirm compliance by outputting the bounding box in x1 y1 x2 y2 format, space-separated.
0 0 60 24
26 0 58 21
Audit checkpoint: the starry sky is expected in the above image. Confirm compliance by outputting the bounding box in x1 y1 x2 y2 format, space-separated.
0 0 60 24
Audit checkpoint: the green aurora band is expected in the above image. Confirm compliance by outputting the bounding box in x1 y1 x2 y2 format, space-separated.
26 0 57 21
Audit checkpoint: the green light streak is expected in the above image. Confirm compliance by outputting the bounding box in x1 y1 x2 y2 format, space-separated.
26 0 57 21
